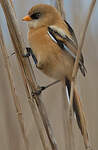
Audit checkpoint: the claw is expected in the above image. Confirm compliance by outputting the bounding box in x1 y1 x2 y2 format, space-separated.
23 47 31 57
32 80 60 96
32 86 46 96
22 53 30 57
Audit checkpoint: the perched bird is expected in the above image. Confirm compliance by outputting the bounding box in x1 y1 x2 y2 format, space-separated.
22 4 87 136
22 4 86 79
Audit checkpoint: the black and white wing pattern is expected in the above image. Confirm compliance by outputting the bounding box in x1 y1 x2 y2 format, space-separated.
48 21 87 76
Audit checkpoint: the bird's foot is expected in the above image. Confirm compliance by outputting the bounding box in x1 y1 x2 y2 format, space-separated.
32 80 61 96
32 86 46 96
22 47 32 57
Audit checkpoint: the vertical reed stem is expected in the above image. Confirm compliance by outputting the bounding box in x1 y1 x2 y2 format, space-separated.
0 0 58 149
0 25 29 149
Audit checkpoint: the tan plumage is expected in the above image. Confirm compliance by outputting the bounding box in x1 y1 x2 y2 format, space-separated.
22 4 81 80
22 4 88 143
28 26 74 80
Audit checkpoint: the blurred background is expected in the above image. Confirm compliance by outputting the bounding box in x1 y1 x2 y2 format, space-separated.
0 0 98 150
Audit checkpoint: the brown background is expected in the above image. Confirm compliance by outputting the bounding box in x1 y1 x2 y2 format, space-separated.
0 0 98 150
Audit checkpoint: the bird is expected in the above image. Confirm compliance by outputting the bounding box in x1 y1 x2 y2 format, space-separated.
22 4 87 137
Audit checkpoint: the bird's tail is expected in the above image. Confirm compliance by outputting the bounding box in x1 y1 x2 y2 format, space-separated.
65 78 89 148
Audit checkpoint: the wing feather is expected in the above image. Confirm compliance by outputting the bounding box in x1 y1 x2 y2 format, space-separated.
48 24 87 76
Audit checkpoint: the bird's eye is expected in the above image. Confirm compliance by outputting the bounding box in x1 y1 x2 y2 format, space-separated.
30 12 41 19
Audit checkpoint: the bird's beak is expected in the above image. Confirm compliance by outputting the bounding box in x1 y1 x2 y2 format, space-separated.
22 15 32 21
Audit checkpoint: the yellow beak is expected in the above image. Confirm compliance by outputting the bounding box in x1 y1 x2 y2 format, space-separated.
22 15 32 21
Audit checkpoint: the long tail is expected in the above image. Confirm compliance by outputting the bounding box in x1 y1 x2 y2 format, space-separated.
65 78 89 148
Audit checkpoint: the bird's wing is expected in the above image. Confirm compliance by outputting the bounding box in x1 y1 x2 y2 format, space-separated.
48 22 87 76
48 25 77 59
64 20 78 49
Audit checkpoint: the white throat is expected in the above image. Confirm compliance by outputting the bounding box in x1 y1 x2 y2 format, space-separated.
28 20 38 28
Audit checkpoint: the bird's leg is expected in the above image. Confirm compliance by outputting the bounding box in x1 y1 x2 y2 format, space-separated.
32 80 61 96
23 47 32 57
23 47 38 65
24 48 60 95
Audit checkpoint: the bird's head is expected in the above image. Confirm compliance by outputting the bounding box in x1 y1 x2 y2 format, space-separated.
22 4 61 29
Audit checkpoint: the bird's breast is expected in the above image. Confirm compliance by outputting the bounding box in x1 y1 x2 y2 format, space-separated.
28 27 74 80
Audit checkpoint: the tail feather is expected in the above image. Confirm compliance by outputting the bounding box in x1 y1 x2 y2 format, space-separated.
65 79 84 134
78 54 87 77
65 78 89 148
73 92 84 134
79 59 87 77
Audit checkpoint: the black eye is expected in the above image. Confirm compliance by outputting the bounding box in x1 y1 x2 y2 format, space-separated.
30 12 41 19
